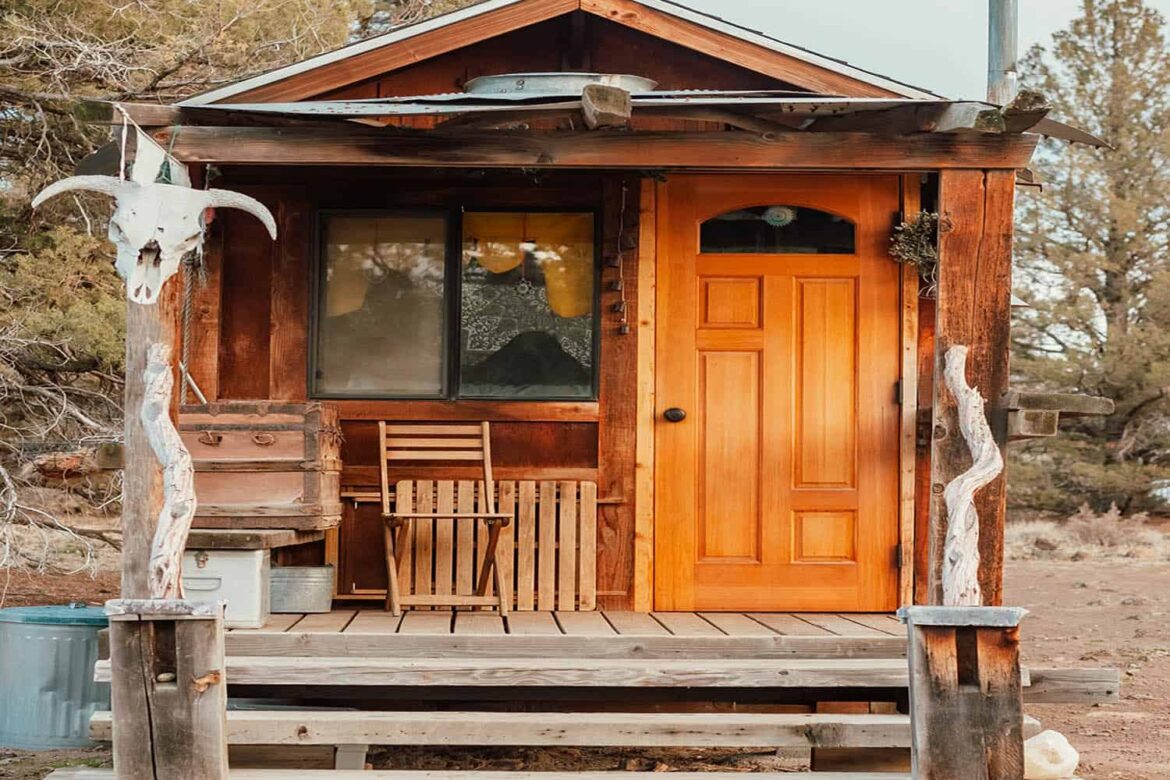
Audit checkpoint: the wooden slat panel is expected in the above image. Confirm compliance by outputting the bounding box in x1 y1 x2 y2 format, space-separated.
291 610 356 634
396 481 414 593
387 438 483 449
433 481 455 597
497 481 516 606
384 425 484 435
557 481 577 610
652 612 723 637
475 481 492 598
749 613 834 636
397 611 453 635
506 611 561 635
413 480 434 600
578 481 597 610
454 612 506 636
604 611 670 636
387 451 484 460
516 481 537 610
700 612 777 637
456 481 476 595
537 481 557 610
54 767 908 780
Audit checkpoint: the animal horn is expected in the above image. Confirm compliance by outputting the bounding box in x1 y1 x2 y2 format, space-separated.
32 175 126 208
202 189 278 239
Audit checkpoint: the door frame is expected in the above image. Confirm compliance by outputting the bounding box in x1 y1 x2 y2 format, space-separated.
631 173 920 612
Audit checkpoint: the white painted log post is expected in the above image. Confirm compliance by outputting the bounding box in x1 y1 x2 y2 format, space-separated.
941 345 1004 607
142 342 197 599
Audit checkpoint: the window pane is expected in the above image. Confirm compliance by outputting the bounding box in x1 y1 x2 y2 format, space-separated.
700 206 855 254
315 214 447 396
460 212 595 398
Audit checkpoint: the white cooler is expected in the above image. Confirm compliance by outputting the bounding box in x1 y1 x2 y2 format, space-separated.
182 549 270 629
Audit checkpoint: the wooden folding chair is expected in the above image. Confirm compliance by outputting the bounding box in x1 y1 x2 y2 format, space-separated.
378 421 511 616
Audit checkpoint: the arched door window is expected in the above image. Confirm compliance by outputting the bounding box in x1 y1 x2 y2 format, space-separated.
700 205 855 254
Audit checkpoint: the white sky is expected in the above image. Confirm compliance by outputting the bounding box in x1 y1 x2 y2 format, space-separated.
678 0 1170 98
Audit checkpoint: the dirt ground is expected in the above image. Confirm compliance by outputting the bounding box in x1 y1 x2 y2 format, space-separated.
1 560 1167 779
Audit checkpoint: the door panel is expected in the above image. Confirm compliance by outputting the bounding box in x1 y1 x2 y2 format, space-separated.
654 174 901 612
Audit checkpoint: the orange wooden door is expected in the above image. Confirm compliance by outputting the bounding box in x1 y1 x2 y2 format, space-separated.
654 174 902 612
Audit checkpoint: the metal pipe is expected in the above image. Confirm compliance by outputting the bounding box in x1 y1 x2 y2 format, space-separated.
988 0 1019 104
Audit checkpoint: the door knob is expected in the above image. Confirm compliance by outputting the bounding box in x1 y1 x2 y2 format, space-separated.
663 407 687 423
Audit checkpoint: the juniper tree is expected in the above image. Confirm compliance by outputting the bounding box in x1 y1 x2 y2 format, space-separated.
1012 0 1170 514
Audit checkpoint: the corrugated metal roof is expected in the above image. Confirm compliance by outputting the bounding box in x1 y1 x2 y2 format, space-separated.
179 0 940 107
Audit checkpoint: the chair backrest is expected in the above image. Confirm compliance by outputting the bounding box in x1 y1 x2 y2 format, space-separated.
378 422 494 515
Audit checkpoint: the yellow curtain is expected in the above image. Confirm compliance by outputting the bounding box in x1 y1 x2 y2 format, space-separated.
527 213 594 318
463 212 526 273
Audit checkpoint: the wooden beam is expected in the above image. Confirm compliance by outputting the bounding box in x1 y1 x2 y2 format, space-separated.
632 179 657 612
157 127 1039 170
49 769 910 780
229 0 579 102
579 0 905 97
91 709 914 748
928 170 1016 606
898 174 921 607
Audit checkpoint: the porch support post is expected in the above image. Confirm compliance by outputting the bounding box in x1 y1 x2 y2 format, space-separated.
900 605 1026 780
106 600 230 780
926 170 1016 605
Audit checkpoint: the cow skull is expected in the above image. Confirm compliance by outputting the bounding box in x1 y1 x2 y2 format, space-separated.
32 176 277 304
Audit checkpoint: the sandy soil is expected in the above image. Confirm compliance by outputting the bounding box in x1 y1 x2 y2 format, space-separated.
1 559 1166 779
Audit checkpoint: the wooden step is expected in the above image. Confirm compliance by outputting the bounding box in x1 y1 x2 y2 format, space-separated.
91 710 910 748
224 631 907 660
48 770 909 780
95 656 914 688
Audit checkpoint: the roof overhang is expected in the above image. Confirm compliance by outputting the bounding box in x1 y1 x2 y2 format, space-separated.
179 0 940 107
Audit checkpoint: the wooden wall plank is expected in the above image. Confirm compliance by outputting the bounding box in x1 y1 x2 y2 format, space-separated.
596 175 640 609
898 175 922 606
269 195 310 401
929 170 1015 605
633 179 657 612
218 204 273 398
187 222 223 401
538 480 557 609
557 481 578 609
578 481 598 610
517 481 537 610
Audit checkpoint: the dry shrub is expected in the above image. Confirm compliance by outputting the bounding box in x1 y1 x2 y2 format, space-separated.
1006 503 1170 561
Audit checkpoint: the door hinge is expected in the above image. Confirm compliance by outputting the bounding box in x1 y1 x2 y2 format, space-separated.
894 379 904 406
893 542 904 569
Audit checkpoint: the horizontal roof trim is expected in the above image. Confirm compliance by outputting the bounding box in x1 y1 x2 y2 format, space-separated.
179 0 939 107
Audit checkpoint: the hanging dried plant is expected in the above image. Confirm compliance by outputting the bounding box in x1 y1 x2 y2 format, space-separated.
890 211 945 298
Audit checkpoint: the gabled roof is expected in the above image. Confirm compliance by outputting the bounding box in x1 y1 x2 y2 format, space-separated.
181 0 940 107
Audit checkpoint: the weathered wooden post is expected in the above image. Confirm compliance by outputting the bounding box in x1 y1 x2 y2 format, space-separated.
900 605 1026 780
32 113 276 780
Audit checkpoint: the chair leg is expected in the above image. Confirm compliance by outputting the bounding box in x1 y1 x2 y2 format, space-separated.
475 522 503 611
383 520 402 616
492 531 510 617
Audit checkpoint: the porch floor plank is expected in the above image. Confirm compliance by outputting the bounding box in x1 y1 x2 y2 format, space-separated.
748 613 835 636
553 610 616 636
346 611 404 635
234 613 304 634
453 612 506 635
700 612 778 637
398 611 454 635
838 613 905 637
50 769 908 780
800 613 888 637
651 612 724 637
602 611 671 636
294 610 357 633
506 611 561 635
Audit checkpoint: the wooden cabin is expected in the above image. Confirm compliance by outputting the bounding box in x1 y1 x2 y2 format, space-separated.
71 2 1120 776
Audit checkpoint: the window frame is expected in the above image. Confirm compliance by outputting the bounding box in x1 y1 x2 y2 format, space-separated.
309 206 603 402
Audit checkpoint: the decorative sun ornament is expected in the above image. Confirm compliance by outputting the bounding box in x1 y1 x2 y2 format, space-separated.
762 206 797 227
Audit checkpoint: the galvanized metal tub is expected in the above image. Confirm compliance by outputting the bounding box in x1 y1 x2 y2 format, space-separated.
463 72 658 95
0 604 110 749
270 565 334 613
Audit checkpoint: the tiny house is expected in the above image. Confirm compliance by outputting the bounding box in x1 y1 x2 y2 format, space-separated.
61 2 1126 776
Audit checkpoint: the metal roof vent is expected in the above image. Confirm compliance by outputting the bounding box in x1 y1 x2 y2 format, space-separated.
463 72 657 95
